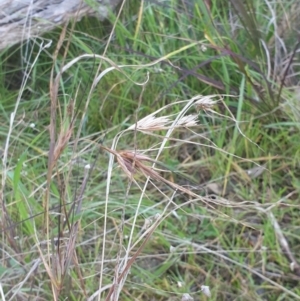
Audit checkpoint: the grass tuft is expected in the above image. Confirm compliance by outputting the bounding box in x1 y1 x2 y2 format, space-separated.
0 0 300 300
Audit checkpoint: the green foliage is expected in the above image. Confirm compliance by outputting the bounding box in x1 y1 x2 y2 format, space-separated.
0 0 300 300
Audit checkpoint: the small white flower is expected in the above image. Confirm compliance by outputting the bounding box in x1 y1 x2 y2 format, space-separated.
201 44 207 52
85 164 91 169
153 67 164 73
29 123 35 128
201 285 211 297
290 262 295 271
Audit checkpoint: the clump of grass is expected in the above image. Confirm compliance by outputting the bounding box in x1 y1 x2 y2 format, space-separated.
0 0 300 300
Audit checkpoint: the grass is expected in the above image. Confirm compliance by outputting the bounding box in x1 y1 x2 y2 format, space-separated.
0 0 300 300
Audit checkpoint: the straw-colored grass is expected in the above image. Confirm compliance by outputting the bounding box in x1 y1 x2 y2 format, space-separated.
0 0 300 300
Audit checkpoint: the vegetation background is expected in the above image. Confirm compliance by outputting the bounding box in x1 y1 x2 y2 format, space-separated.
0 0 300 300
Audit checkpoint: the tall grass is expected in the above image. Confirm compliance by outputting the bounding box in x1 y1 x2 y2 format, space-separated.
0 0 300 300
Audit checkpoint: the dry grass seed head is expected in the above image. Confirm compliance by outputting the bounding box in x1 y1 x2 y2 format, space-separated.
194 94 220 111
175 114 198 127
128 111 199 133
128 115 171 131
116 151 161 181
53 128 73 162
